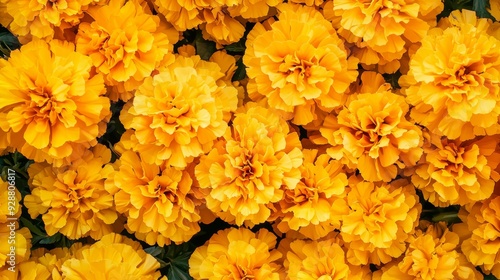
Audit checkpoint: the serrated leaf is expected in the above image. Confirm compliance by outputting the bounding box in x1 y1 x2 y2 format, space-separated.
145 246 164 257
224 41 246 53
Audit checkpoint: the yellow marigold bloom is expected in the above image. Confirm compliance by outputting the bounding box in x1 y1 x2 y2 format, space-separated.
201 6 246 45
60 233 164 280
0 39 110 167
119 55 238 168
153 0 206 31
0 179 20 221
317 88 423 182
18 246 77 280
24 145 118 240
106 150 202 246
401 10 500 140
412 134 500 207
0 226 31 276
0 0 102 43
189 227 282 279
331 0 443 73
460 195 500 278
76 0 179 101
490 0 500 21
244 3 358 126
195 104 303 226
226 0 281 21
341 178 421 265
284 238 349 279
274 149 349 240
375 221 482 280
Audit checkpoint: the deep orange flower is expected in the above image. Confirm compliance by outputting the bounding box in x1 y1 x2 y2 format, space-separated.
316 84 423 182
106 150 203 246
189 227 282 279
412 134 500 206
76 0 179 101
24 145 118 240
341 178 421 265
119 55 238 168
195 103 303 226
0 39 110 166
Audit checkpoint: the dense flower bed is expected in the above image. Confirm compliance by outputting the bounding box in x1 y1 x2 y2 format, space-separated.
1 0 500 279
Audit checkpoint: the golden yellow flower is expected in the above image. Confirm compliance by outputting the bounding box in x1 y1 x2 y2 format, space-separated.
61 233 164 280
341 178 421 265
76 0 179 101
284 238 349 279
189 227 282 280
0 0 102 43
201 6 246 45
226 0 281 21
412 134 500 207
243 3 358 125
274 149 349 240
375 221 482 280
119 55 238 168
0 39 110 167
106 150 202 246
317 87 423 182
460 195 500 278
0 226 31 275
153 0 206 31
195 103 303 226
24 144 118 240
18 246 77 280
401 10 500 140
331 0 443 73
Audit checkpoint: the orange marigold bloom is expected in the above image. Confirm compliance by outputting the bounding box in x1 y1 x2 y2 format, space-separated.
76 0 179 101
119 55 238 168
60 233 165 280
412 134 500 207
243 3 358 126
106 150 203 246
331 0 443 73
460 195 500 278
375 221 483 280
18 246 75 280
189 227 282 280
226 0 281 21
401 10 500 140
274 149 349 240
341 178 421 265
195 104 303 226
316 87 423 182
490 0 500 21
0 40 110 167
24 145 118 240
0 0 102 43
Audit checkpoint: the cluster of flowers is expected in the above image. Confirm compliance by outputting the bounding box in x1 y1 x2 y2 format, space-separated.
1 0 500 279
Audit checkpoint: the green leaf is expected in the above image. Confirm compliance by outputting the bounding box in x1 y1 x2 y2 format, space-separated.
194 32 217 61
39 233 62 245
473 0 495 20
144 246 164 257
432 212 461 223
0 29 20 57
167 265 193 280
224 41 246 53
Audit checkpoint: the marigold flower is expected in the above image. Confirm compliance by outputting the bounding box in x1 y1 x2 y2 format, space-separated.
375 221 482 280
195 104 303 226
60 233 165 280
412 134 500 206
0 39 110 166
400 10 500 140
0 226 31 275
0 0 102 43
201 6 246 45
119 55 238 168
341 178 421 265
18 247 74 280
106 150 203 246
226 0 281 21
317 87 423 182
274 149 349 240
189 227 282 279
243 3 358 126
331 0 443 73
490 0 500 21
76 0 179 101
460 195 500 278
24 145 118 240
